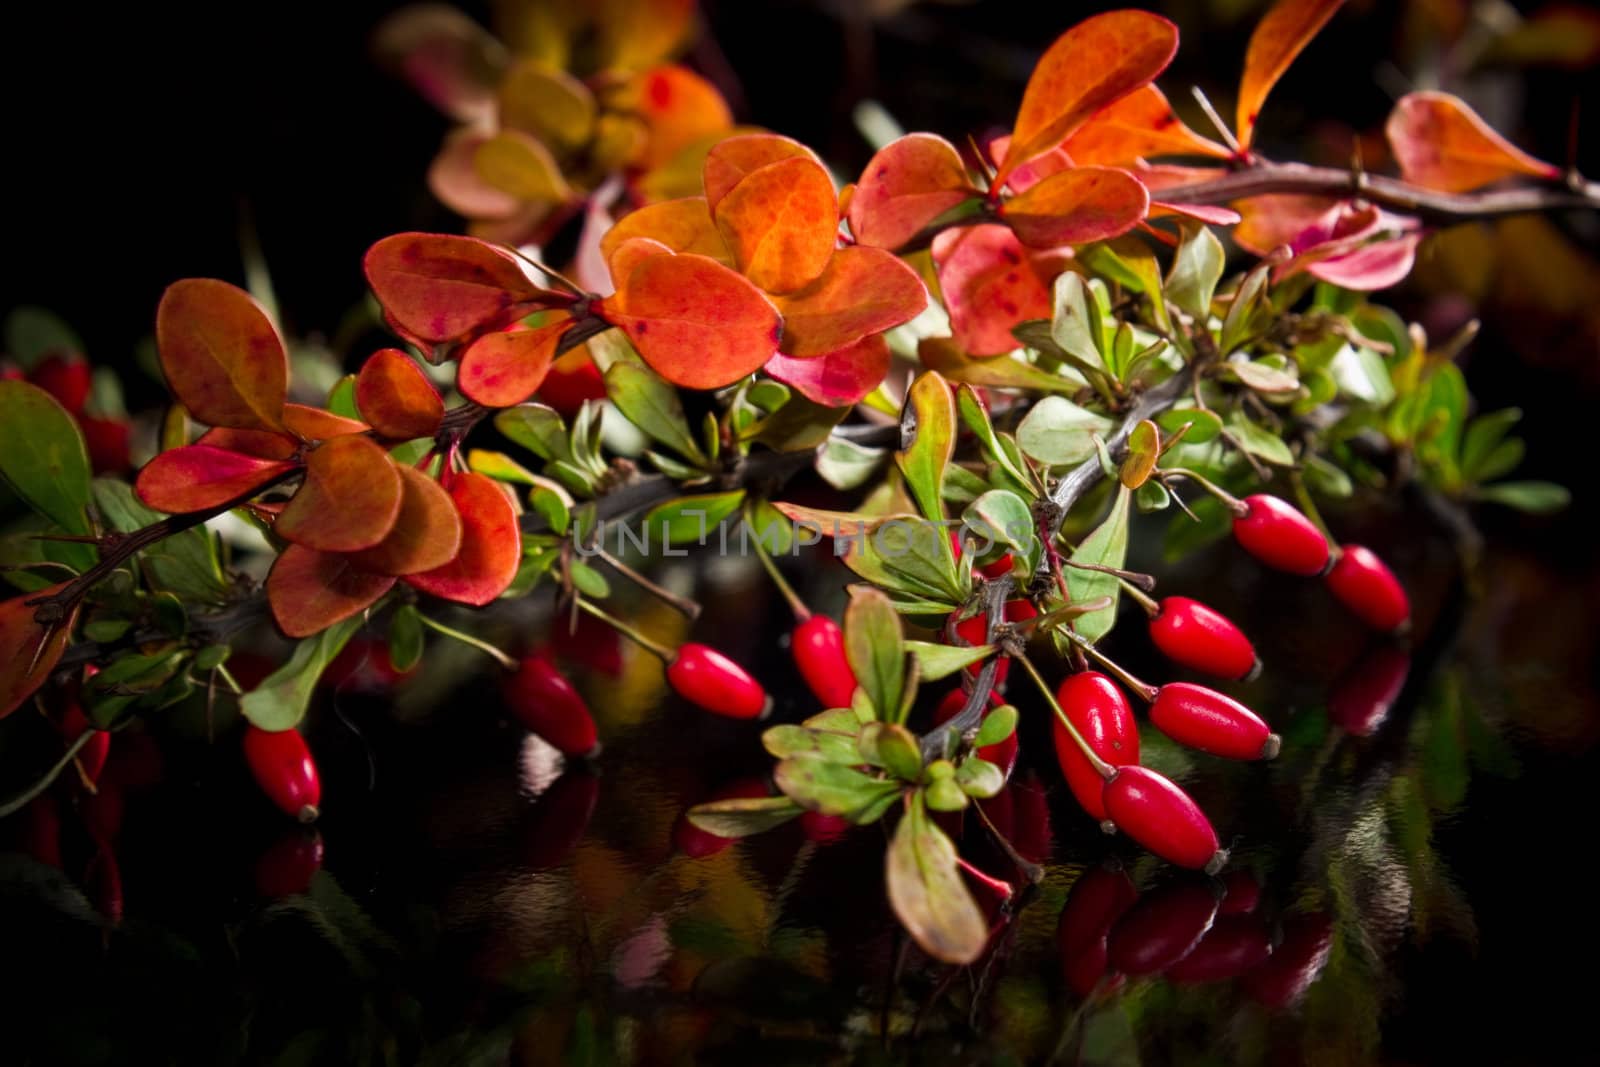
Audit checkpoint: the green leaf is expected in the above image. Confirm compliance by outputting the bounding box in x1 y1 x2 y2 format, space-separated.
860 721 924 780
4 307 82 370
1135 479 1171 511
846 586 906 723
1302 454 1353 498
1016 395 1113 466
1219 263 1270 354
1225 412 1295 466
1163 492 1231 562
1165 222 1225 321
962 488 1037 569
774 755 902 821
743 499 794 555
194 644 231 671
326 374 360 420
529 484 572 534
897 372 957 523
1084 237 1170 331
885 796 987 964
816 436 886 491
762 724 863 763
568 560 610 597
92 478 227 603
643 490 746 546
956 385 1032 490
902 640 995 682
388 604 424 672
1476 481 1570 514
495 404 572 463
1156 407 1222 444
743 394 848 452
955 756 1003 798
920 335 1082 394
239 617 363 730
0 381 92 535
1228 360 1299 394
1066 485 1131 643
924 778 969 810
468 448 540 485
604 362 707 465
975 704 1018 747
1050 272 1106 371
870 518 966 605
1460 408 1522 482
1329 344 1395 406
686 795 803 838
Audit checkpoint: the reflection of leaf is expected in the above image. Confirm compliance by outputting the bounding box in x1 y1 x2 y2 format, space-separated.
885 796 987 964
686 795 803 837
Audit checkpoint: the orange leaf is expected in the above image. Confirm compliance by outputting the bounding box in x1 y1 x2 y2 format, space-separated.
347 466 464 576
713 156 839 294
998 166 1150 247
2 583 77 719
632 65 735 171
599 197 731 269
595 0 696 71
267 545 396 639
355 349 444 440
765 335 891 407
773 245 927 357
599 253 782 389
1063 85 1231 166
404 472 521 606
282 404 369 441
1232 194 1341 255
996 11 1179 188
606 237 675 291
932 224 1053 357
156 278 288 432
276 435 403 553
473 129 572 202
847 133 976 250
702 133 818 213
1236 0 1345 151
457 317 568 407
1385 91 1560 193
136 445 297 514
196 427 298 461
364 232 553 345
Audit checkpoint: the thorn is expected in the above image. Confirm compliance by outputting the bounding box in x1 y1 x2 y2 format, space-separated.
1190 86 1241 155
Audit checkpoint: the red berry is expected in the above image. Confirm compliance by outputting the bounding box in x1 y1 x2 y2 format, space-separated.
502 654 600 757
80 415 131 473
952 599 1037 687
87 846 124 925
551 612 624 676
60 701 109 784
254 830 325 897
242 725 322 822
1106 879 1220 975
1052 672 1139 822
1058 865 1138 958
951 530 1013 579
29 352 91 413
1148 596 1258 680
1165 914 1273 982
1102 766 1223 871
1149 682 1279 760
537 348 607 417
1217 869 1262 915
1006 772 1054 865
667 643 769 720
81 783 125 845
1329 643 1410 737
1326 544 1410 632
792 614 856 709
522 771 599 869
1243 913 1334 1008
20 795 63 869
324 636 412 693
932 687 1018 778
676 777 771 858
800 810 852 844
1232 494 1329 575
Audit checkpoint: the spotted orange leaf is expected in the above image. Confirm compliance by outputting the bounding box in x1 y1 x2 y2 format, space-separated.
774 246 927 357
364 232 555 345
847 133 976 250
606 237 675 291
599 197 731 268
355 349 444 440
267 545 397 638
1063 85 1230 166
932 224 1054 357
156 278 289 432
1 583 77 719
1386 91 1560 193
348 465 464 576
702 133 818 213
405 472 521 605
765 335 891 407
136 445 297 513
457 317 568 407
998 166 1150 247
995 11 1179 188
275 435 403 553
632 65 735 171
599 253 782 389
713 156 839 294
282 404 369 441
1232 194 1341 255
1236 0 1345 151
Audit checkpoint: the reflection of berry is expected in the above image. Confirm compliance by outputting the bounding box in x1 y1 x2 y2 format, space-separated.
1326 544 1410 632
242 726 322 822
254 831 324 898
1058 864 1138 995
60 700 110 784
1165 914 1272 982
1243 913 1334 1008
1329 643 1410 737
1148 597 1257 680
667 644 769 720
1107 879 1219 975
1053 672 1138 821
1232 494 1330 575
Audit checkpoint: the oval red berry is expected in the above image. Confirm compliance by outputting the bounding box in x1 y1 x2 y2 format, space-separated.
1052 671 1139 821
242 725 322 822
792 614 857 709
502 654 600 757
1232 494 1329 575
1149 682 1277 760
1329 642 1410 737
667 643 769 720
1102 765 1222 870
1148 596 1257 680
1106 879 1220 975
1326 544 1410 632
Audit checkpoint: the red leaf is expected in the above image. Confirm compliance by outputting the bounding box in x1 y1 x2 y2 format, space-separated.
606 237 675 291
282 404 369 441
156 278 288 432
404 472 521 606
363 232 554 345
371 5 503 125
847 133 975 250
267 545 396 639
1236 0 1345 151
1386 91 1560 193
428 128 522 219
996 11 1180 187
1303 233 1422 291
990 134 1072 194
598 253 781 389
773 246 927 357
1231 194 1341 255
1148 201 1242 225
275 435 403 553
355 349 444 439
2 583 76 719
457 316 568 407
1063 85 1231 167
765 335 891 407
702 133 818 213
932 224 1054 357
347 465 464 576
998 166 1151 247
713 156 839 294
196 427 298 461
599 197 732 268
135 445 297 514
